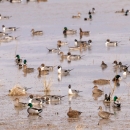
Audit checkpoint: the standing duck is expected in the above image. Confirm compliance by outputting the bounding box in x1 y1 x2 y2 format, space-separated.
67 107 82 118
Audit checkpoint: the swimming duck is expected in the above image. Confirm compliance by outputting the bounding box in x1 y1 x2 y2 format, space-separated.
63 27 77 35
112 75 121 82
31 29 43 35
123 69 130 76
40 64 55 71
68 84 82 95
29 95 43 106
124 10 129 16
101 61 107 69
93 79 110 85
15 55 22 65
0 14 12 20
4 36 19 41
46 45 61 53
57 40 68 46
37 67 49 76
92 86 103 94
67 52 83 61
112 60 119 69
10 0 21 3
74 39 92 47
13 98 28 107
27 103 42 115
57 66 73 75
23 64 34 73
115 8 124 13
0 31 9 37
79 28 90 35
69 44 83 51
67 107 82 118
59 52 68 59
118 62 127 69
104 93 111 103
98 106 114 119
72 13 81 18
2 25 19 32
105 39 119 47
113 96 121 108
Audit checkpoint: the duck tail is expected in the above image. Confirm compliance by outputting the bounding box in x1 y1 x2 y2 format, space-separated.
15 36 20 39
24 87 32 91
61 95 67 98
68 68 74 71
46 47 51 51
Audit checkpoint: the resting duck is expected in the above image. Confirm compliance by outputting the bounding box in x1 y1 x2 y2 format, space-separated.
72 13 81 18
0 14 12 19
113 96 121 108
31 29 43 35
105 39 119 47
98 106 114 119
27 103 42 115
92 86 103 94
63 27 77 35
67 107 82 118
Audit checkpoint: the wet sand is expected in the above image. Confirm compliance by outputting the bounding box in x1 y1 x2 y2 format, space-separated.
0 0 130 129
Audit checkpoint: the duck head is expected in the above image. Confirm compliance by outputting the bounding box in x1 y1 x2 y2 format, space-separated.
114 96 118 101
23 59 27 64
98 106 102 110
16 54 20 59
68 84 71 89
93 86 98 89
28 103 33 108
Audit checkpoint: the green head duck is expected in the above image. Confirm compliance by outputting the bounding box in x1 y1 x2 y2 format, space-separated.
115 75 121 79
16 55 20 59
28 103 33 108
64 27 67 30
114 96 118 101
23 59 27 64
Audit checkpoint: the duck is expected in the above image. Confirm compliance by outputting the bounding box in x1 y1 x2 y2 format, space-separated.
15 54 22 65
113 96 121 108
2 25 19 32
118 62 127 69
74 39 92 47
13 98 28 107
27 103 42 115
46 45 61 53
124 10 129 16
67 52 83 61
68 84 82 95
37 67 49 76
57 66 73 75
69 44 84 51
104 93 111 103
57 40 68 46
59 52 68 59
79 28 90 35
72 13 81 18
105 39 119 47
0 31 9 37
29 95 43 106
40 64 55 71
10 0 21 3
101 61 107 69
112 75 121 82
123 69 130 76
112 60 119 69
0 14 12 20
115 8 124 13
92 86 103 94
67 107 82 118
93 79 110 85
63 27 77 35
4 36 19 41
23 64 34 73
31 29 43 35
84 13 92 21
98 106 114 119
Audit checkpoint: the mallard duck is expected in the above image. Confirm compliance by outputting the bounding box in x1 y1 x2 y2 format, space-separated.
15 54 22 64
57 66 73 75
68 84 82 95
72 13 81 18
79 28 90 35
93 79 110 85
98 106 114 119
57 40 68 46
37 67 49 76
13 98 28 107
23 64 34 73
29 95 42 106
2 25 19 32
113 96 121 108
0 14 12 20
105 39 119 47
67 107 82 118
27 103 42 115
92 86 103 94
101 61 107 69
112 75 121 82
40 64 55 71
115 8 124 13
63 27 77 35
31 29 43 35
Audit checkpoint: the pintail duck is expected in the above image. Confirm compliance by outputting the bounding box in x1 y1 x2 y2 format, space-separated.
59 52 68 59
93 79 110 85
0 14 12 19
69 44 84 51
14 98 28 107
57 66 73 75
46 45 61 53
31 29 43 35
63 27 77 35
2 25 19 31
105 39 119 47
112 75 122 82
92 86 103 94
101 61 107 69
72 13 81 18
124 10 129 16
118 62 127 69
10 0 21 2
74 39 92 47
15 54 22 65
27 103 42 115
37 67 49 76
67 107 82 118
115 8 124 13
0 31 8 37
67 52 84 61
4 36 19 41
98 106 114 119
40 64 55 71
29 95 43 106
68 84 82 95
79 28 90 35
57 40 68 46
113 96 121 108
112 60 119 69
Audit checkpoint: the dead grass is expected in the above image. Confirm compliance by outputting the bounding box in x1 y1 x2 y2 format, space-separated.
43 77 52 93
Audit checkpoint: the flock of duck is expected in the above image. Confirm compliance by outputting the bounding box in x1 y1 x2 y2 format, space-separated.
0 6 130 123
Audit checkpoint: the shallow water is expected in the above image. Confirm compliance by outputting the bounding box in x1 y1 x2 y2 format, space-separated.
0 0 130 129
